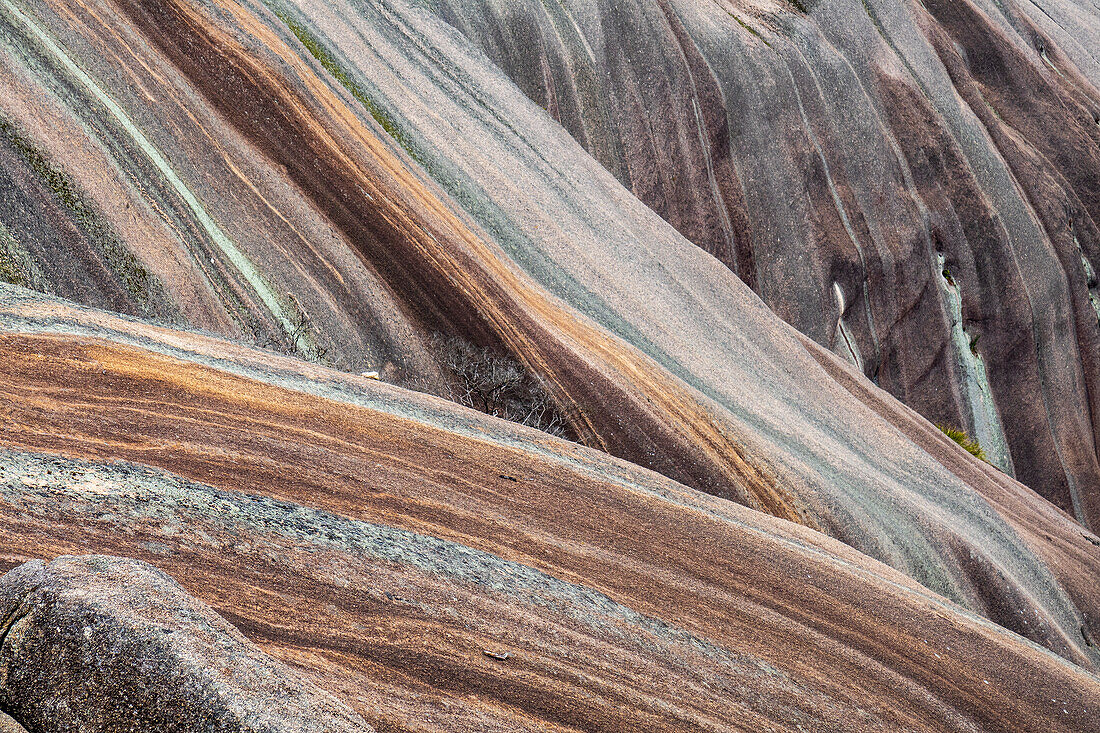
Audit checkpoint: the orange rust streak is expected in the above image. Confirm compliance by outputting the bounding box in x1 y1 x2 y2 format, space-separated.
0 331 1094 731
163 0 808 525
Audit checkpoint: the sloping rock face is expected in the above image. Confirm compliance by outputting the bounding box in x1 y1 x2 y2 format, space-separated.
0 555 374 732
0 404 1099 730
0 286 1099 731
0 0 1099 727
2 0 1100 527
417 0 1100 525
0 0 1097 658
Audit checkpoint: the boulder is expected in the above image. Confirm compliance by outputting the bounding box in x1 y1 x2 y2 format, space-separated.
0 556 373 732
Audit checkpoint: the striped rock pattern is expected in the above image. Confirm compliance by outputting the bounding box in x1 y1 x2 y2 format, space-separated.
3 0 1100 527
0 0 1099 727
0 287 1097 730
422 0 1100 527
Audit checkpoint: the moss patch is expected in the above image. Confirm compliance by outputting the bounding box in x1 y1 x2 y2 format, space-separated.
936 424 987 461
272 10 423 163
727 12 770 46
0 222 26 286
0 116 162 313
0 220 46 289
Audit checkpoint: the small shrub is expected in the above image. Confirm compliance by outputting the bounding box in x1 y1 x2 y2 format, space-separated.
936 424 987 461
264 293 328 364
431 334 570 438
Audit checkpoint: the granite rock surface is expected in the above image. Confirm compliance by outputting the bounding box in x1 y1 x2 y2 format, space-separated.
0 286 1097 730
0 0 1099 728
0 556 374 732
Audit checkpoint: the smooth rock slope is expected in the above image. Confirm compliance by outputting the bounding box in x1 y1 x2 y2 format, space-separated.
3 0 1100 527
0 0 1096 631
412 0 1100 525
0 0 1099 728
0 285 1097 729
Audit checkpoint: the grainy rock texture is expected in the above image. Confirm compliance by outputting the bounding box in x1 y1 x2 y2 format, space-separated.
1 0 1100 728
419 0 1100 529
0 440 1098 731
2 0 1100 529
0 712 27 733
2 0 1100 527
0 555 374 732
0 287 1098 731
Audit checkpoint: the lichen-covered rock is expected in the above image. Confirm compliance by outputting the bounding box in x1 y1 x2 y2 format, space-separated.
3 0 1100 529
0 712 27 733
0 556 374 733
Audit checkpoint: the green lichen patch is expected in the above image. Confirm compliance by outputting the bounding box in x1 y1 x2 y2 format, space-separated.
0 116 169 317
271 9 423 163
727 11 770 46
936 424 987 462
0 220 45 289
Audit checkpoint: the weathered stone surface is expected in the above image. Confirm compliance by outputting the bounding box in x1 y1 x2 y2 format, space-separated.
2 0 1100 529
0 555 374 733
386 0 1100 526
0 442 1098 732
0 0 1099 727
0 289 1098 730
0 711 27 733
2 0 1100 528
